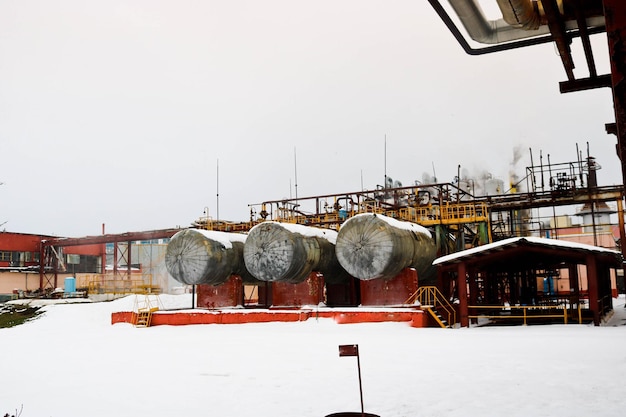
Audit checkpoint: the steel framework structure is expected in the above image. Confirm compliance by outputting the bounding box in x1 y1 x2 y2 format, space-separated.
39 228 181 291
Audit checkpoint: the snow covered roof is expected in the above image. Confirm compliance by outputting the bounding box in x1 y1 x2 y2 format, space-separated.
433 236 622 266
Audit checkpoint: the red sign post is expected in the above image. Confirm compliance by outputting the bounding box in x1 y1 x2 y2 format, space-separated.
338 344 364 417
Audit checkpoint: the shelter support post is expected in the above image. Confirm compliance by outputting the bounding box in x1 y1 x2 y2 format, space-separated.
617 198 626 259
586 254 600 326
457 262 469 327
596 262 614 309
568 265 580 322
113 242 118 276
101 223 106 274
468 269 479 324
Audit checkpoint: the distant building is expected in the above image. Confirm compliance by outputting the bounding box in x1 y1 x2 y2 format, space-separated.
0 231 102 301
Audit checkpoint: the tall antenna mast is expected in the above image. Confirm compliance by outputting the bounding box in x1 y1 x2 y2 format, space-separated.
294 147 298 202
384 134 387 189
216 158 220 221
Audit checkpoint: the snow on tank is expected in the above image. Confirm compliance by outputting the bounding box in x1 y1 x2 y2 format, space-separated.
243 221 349 284
165 228 255 286
335 213 436 281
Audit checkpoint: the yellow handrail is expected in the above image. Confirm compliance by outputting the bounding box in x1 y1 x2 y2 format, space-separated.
213 201 489 232
467 304 583 325
81 273 161 295
396 202 489 226
408 286 457 327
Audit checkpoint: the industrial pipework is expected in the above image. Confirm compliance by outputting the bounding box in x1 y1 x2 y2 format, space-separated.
446 0 604 45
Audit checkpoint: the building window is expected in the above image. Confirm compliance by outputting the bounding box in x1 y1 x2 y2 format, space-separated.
0 251 39 265
11 251 22 266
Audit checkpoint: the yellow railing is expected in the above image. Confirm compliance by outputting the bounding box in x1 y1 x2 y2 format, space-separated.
80 274 161 295
200 201 488 232
467 304 583 325
274 202 487 228
397 202 488 226
407 286 457 327
132 294 162 327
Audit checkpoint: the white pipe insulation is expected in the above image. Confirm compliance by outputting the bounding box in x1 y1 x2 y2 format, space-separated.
447 0 604 45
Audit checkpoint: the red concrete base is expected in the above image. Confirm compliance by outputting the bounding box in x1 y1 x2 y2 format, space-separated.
360 268 418 306
271 272 325 307
197 275 243 308
111 308 427 327
334 310 427 328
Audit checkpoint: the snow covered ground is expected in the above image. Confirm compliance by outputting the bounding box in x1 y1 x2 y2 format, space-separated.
1 295 625 417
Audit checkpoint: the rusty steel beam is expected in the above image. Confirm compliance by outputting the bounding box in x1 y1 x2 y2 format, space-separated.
476 185 623 211
542 0 577 80
559 74 612 93
574 0 599 77
603 0 626 189
38 228 183 291
42 228 182 247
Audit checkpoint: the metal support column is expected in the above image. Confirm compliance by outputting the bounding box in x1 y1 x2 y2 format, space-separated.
617 197 626 258
457 262 469 327
603 0 626 189
586 254 600 326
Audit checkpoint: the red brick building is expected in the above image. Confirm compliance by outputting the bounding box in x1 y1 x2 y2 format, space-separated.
0 232 102 299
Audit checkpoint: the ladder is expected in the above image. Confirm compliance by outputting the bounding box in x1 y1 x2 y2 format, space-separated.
406 286 456 328
133 294 162 328
424 306 449 328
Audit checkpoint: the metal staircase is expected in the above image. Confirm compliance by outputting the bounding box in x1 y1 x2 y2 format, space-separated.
406 286 457 328
424 306 450 328
132 294 162 328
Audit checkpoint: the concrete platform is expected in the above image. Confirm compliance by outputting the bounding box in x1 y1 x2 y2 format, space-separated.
111 306 428 327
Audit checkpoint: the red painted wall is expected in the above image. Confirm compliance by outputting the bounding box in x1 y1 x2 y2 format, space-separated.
196 275 243 308
111 309 428 327
271 272 325 307
65 244 102 255
0 232 47 252
360 268 418 306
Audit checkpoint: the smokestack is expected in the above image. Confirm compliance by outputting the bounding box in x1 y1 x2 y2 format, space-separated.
586 156 600 189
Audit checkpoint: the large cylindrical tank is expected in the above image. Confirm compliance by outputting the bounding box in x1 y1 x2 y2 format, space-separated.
243 221 348 284
335 213 436 281
165 229 255 286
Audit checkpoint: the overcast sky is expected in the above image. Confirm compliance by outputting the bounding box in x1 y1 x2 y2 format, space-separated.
0 1 619 237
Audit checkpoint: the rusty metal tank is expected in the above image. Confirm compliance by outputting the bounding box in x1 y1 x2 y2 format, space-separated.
335 213 436 281
243 221 349 284
165 228 255 286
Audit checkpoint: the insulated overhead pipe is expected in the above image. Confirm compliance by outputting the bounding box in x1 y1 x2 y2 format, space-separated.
496 0 544 30
446 0 604 45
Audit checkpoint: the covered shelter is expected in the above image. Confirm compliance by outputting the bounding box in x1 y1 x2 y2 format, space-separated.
433 237 623 327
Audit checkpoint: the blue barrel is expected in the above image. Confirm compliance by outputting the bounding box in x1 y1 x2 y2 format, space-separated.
64 277 76 293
